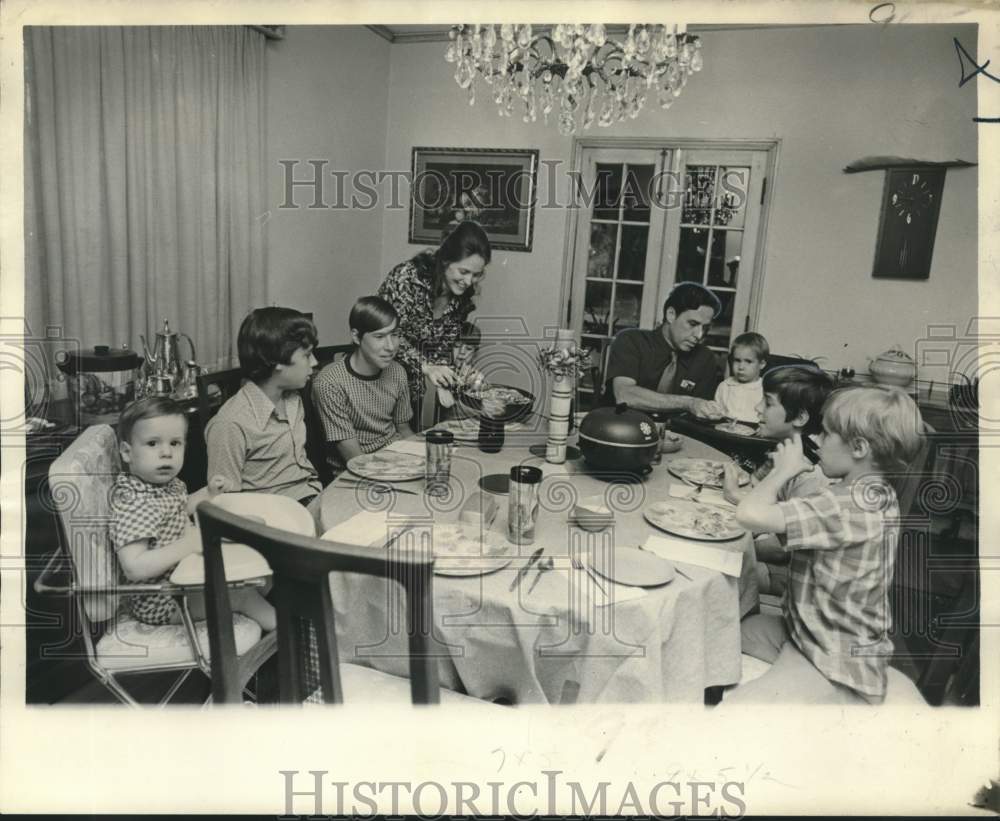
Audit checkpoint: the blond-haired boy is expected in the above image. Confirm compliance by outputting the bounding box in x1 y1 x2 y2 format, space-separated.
727 386 923 704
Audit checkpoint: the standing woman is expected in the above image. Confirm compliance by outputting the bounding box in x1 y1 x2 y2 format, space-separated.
377 220 491 419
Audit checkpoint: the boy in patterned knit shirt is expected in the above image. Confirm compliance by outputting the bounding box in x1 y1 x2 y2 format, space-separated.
110 397 275 630
727 386 923 704
312 296 413 475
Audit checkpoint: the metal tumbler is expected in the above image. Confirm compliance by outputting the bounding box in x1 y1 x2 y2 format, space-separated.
508 465 542 544
424 429 454 497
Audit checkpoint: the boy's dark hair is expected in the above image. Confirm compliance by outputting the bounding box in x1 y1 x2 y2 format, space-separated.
762 365 833 436
662 282 722 320
457 321 482 348
349 296 399 340
238 307 318 382
118 396 187 445
730 332 770 363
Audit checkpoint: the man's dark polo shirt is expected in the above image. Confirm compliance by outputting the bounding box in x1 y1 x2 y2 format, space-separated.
602 328 721 403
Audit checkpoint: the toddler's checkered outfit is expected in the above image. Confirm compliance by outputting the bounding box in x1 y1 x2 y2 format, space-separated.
110 473 189 625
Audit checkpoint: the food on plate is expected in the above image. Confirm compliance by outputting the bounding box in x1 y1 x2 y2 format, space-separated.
464 385 531 406
715 420 757 436
347 450 425 481
667 457 750 488
646 500 743 540
427 524 512 574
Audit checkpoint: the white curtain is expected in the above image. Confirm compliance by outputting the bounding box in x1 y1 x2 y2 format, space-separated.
25 26 268 369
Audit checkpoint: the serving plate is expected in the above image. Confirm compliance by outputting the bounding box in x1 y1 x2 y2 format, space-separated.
347 450 425 482
666 457 750 489
644 498 745 541
455 383 535 423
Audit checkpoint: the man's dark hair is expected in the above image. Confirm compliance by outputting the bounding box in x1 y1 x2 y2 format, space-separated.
662 282 722 320
237 307 318 382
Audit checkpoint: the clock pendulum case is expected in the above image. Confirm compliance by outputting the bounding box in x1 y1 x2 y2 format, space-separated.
872 167 946 279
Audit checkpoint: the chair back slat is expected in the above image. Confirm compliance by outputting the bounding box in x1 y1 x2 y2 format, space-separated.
196 367 244 432
197 501 439 704
200 524 242 704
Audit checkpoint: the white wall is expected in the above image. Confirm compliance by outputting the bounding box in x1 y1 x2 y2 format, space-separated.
265 26 391 346
378 24 978 381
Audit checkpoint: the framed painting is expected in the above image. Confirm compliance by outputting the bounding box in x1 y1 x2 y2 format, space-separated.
409 147 539 252
872 167 946 279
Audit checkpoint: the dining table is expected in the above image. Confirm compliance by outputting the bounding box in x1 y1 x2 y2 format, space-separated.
317 419 760 704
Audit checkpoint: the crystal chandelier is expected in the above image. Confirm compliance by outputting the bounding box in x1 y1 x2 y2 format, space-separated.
444 24 704 135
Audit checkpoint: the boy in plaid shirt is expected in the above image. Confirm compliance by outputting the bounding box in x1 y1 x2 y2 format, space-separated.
727 386 923 704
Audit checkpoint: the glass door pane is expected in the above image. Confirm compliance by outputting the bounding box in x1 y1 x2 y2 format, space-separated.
569 148 668 406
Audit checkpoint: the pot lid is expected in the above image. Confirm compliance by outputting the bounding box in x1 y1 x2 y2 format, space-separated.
55 347 141 374
874 346 915 363
579 404 659 447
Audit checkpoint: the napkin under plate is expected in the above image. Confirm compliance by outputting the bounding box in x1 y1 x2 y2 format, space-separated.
641 534 743 577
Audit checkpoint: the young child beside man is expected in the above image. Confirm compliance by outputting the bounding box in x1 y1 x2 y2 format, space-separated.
111 396 275 630
312 296 412 475
714 332 769 424
206 307 322 527
726 385 923 704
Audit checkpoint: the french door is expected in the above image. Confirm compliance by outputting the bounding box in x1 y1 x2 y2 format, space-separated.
567 142 773 400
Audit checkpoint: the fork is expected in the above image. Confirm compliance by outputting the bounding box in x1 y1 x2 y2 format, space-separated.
570 549 607 597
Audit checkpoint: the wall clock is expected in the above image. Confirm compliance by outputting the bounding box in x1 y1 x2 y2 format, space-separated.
872 167 946 279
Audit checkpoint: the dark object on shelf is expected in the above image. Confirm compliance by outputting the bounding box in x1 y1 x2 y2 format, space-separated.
578 403 659 474
843 156 975 174
55 345 141 416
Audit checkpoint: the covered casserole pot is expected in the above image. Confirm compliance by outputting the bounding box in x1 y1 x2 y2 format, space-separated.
578 404 659 474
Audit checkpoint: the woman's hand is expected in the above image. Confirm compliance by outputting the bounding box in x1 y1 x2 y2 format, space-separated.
770 434 811 481
423 363 457 389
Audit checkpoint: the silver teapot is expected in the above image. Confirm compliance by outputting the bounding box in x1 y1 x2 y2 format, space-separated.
140 319 197 397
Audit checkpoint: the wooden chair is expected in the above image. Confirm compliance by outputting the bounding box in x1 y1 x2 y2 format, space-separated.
314 343 354 369
196 366 244 432
33 425 275 705
197 502 499 706
302 345 352 486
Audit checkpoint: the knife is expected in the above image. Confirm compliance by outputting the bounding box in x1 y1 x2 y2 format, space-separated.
509 547 544 591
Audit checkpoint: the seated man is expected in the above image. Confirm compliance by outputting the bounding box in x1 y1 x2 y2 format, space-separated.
603 282 724 418
312 296 413 475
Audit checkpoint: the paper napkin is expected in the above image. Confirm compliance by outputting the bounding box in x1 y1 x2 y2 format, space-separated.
641 534 743 577
552 566 648 608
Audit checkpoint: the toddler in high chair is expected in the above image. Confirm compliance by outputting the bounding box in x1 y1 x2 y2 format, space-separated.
110 396 275 631
714 332 768 424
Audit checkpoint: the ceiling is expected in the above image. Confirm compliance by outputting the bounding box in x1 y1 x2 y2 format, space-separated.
365 23 828 43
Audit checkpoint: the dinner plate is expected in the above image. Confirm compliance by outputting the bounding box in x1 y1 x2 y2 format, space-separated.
666 457 750 489
644 498 745 541
587 546 675 587
715 420 757 436
428 523 514 577
347 450 425 482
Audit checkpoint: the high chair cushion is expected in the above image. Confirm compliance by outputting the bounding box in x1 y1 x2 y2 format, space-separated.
96 614 262 671
304 662 502 708
48 425 122 623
